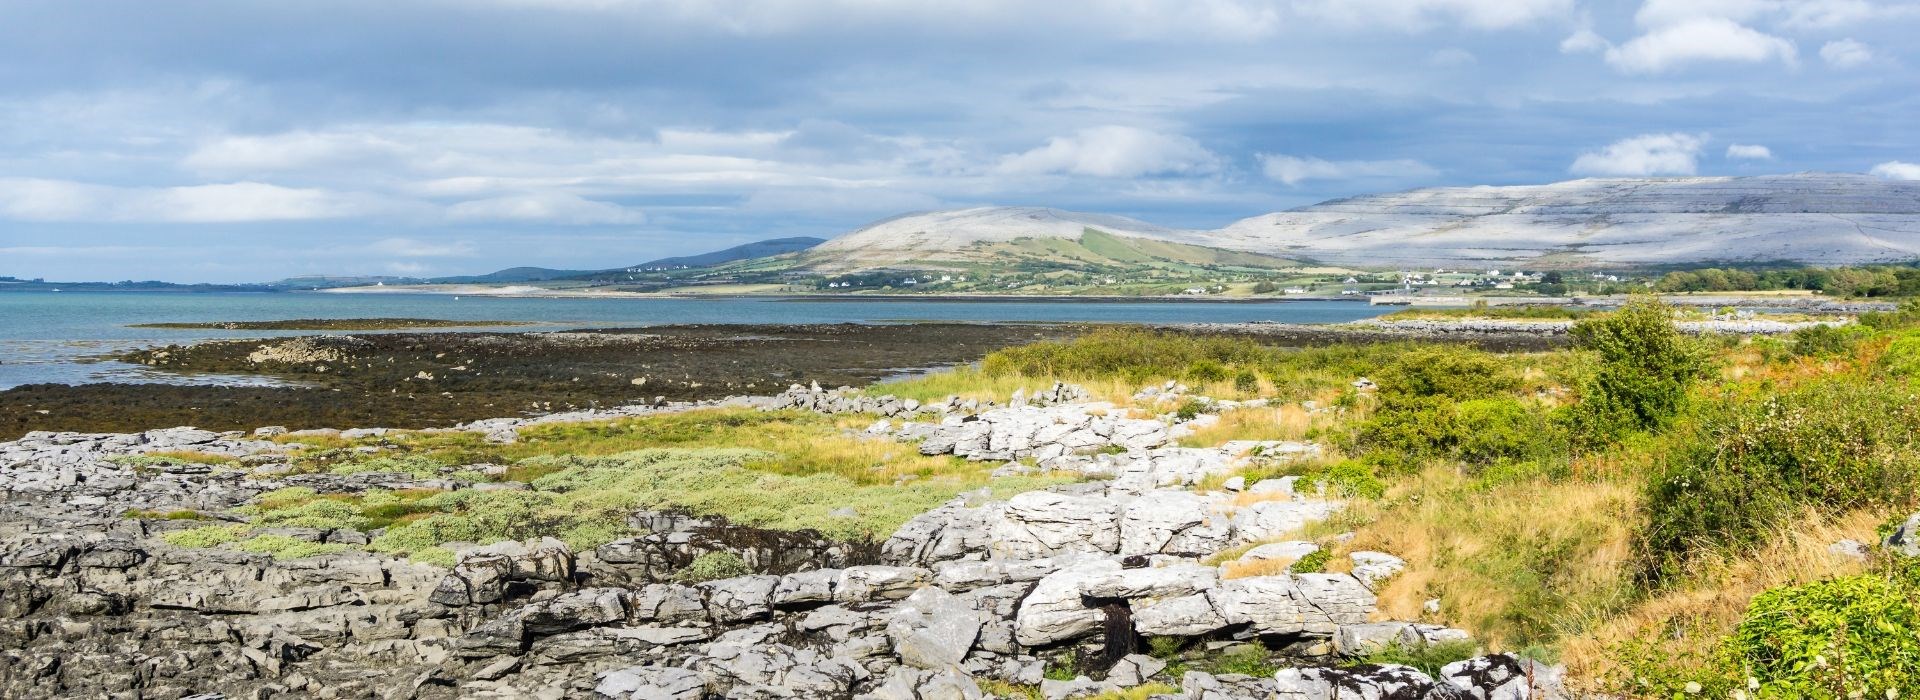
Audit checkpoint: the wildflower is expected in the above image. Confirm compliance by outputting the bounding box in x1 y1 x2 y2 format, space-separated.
1686 682 1703 694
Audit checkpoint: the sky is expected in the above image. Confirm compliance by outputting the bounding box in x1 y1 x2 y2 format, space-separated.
2 0 1919 282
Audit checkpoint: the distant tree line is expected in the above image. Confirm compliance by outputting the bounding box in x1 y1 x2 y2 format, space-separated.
1654 265 1920 297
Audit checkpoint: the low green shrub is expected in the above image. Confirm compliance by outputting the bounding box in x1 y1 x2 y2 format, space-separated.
1208 645 1277 677
1290 549 1331 573
1719 570 1920 697
1301 460 1387 500
1788 323 1865 358
1637 380 1920 580
161 525 248 548
1358 640 1479 677
235 535 350 560
1879 331 1920 379
672 551 751 583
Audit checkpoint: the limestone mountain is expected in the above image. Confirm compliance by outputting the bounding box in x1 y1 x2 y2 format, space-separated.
1204 173 1920 268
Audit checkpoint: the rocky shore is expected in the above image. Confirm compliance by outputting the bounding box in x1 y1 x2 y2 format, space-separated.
0 382 1573 700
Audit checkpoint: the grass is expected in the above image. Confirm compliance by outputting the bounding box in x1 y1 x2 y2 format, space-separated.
108 450 238 468
123 508 210 520
1332 466 1639 649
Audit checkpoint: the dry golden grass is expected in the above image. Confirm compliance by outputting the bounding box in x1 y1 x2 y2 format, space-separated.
1561 508 1888 687
1221 556 1298 579
1331 466 1640 649
1176 403 1325 447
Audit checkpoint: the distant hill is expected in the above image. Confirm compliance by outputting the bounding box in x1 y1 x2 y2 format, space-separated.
1203 173 1920 268
431 267 594 284
632 237 825 270
796 174 1920 271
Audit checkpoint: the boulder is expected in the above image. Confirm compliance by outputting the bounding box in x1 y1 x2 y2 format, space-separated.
1885 512 1920 557
1348 551 1406 590
887 587 987 670
1118 491 1233 556
1439 654 1570 700
1014 558 1123 646
992 491 1120 560
1107 653 1168 686
1273 664 1454 699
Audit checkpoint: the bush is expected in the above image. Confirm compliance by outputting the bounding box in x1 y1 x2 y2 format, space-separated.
1233 370 1259 394
1859 299 1920 331
1289 549 1331 573
1788 323 1864 358
1637 380 1920 579
671 551 751 583
1373 346 1517 401
1880 331 1920 379
1565 297 1710 442
235 535 350 560
1186 360 1230 384
1359 640 1479 677
1719 570 1920 697
161 525 247 548
1301 460 1388 500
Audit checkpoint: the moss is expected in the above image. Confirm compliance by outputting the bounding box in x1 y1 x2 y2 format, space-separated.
161 525 248 548
1289 549 1331 573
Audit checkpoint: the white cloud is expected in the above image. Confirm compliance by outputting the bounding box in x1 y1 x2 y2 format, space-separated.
1257 153 1439 185
1570 133 1707 176
0 178 375 223
1820 39 1873 68
1726 143 1774 159
1872 161 1920 180
368 238 479 258
1287 0 1575 30
1633 0 1773 28
1604 18 1797 73
1559 28 1610 54
999 126 1222 178
446 192 646 225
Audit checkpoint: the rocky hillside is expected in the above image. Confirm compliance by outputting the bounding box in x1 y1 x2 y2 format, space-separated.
1205 173 1920 268
800 174 1920 272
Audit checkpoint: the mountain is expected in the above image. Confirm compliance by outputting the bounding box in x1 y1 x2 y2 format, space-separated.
432 267 594 284
798 207 1231 271
635 236 825 270
1202 173 1920 268
794 174 1920 273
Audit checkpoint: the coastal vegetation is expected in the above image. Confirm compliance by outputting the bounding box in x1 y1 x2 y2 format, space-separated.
129 318 529 331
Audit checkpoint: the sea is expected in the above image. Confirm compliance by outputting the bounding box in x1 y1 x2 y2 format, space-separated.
0 291 1390 390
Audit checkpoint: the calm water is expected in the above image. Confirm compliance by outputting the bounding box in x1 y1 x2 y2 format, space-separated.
0 291 1387 389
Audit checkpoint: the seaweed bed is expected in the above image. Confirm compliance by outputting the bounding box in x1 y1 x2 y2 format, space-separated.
0 323 1075 439
128 318 529 330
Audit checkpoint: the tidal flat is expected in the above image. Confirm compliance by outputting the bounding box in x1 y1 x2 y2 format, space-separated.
0 323 1076 439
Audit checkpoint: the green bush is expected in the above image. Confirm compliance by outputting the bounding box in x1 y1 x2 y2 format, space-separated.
1359 640 1479 677
236 535 350 560
1719 570 1920 697
1859 299 1920 331
1373 346 1517 401
1208 645 1277 677
1637 380 1920 579
161 525 248 548
1301 460 1388 500
672 551 752 583
1233 370 1259 394
1880 331 1920 379
1788 323 1864 358
1564 297 1710 442
251 498 366 530
1186 359 1230 384
1289 549 1331 573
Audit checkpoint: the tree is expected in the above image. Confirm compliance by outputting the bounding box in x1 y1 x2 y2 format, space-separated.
1541 270 1564 285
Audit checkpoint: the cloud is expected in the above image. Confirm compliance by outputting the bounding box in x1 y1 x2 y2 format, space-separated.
1820 39 1873 68
446 192 646 225
1286 0 1576 31
1559 28 1609 54
1570 133 1707 176
1872 161 1920 180
1604 18 1797 73
1257 153 1439 185
367 238 478 257
999 126 1222 178
1726 143 1774 159
0 178 375 223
